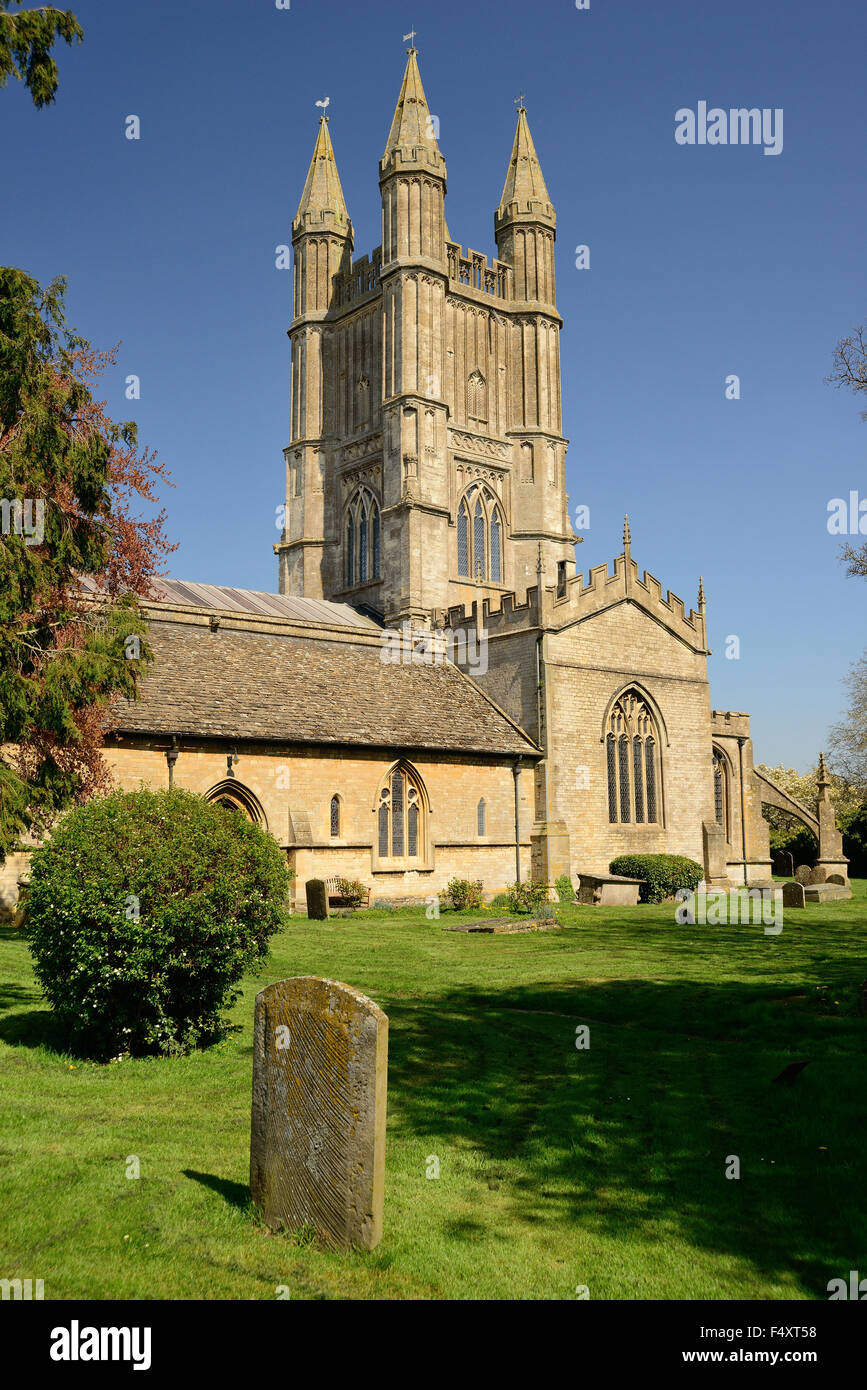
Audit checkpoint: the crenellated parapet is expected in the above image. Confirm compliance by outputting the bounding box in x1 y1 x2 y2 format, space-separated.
552 554 706 648
337 248 383 308
446 242 512 300
444 550 707 651
711 710 752 738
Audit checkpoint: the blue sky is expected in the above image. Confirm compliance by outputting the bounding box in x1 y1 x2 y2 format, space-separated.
2 0 865 770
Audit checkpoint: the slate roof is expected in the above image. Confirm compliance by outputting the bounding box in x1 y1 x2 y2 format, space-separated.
109 577 379 629
113 619 538 758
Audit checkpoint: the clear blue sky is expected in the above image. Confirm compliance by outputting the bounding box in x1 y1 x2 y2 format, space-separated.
3 0 865 771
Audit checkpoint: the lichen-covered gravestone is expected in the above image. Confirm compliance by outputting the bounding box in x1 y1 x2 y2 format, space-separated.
794 865 812 886
306 878 329 920
250 977 388 1250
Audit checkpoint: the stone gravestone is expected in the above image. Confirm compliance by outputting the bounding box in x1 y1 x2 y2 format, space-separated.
794 865 812 886
827 873 845 886
776 851 795 879
809 865 828 885
782 881 806 910
250 976 388 1250
306 877 329 919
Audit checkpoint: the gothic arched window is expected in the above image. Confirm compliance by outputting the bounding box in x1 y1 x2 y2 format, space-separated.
712 749 729 840
477 798 486 836
358 499 368 583
330 795 341 838
376 764 426 862
466 369 487 425
456 484 505 584
490 508 502 583
345 513 355 586
605 691 662 825
458 500 470 577
344 488 380 589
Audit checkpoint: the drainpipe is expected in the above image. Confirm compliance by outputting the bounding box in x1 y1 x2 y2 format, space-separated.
512 758 523 882
737 736 748 885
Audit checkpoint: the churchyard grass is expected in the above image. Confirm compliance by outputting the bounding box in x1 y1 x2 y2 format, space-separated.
1 885 866 1300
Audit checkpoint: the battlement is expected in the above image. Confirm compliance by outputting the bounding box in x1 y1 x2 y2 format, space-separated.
445 552 707 650
337 247 382 307
711 710 752 738
446 242 512 300
444 585 541 636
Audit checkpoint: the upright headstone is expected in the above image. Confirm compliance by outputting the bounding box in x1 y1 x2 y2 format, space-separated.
306 878 329 919
250 976 388 1250
777 851 795 879
809 865 827 885
794 864 812 886
782 881 806 910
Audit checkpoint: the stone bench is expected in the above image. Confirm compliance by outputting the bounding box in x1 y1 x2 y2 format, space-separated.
575 873 643 906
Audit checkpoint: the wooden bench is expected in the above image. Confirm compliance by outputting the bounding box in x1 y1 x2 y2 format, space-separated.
324 877 371 910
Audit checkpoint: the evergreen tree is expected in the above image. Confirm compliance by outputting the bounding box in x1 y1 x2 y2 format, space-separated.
0 268 174 858
0 3 82 107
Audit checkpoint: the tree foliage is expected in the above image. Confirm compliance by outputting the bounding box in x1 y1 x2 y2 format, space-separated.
827 658 867 792
0 268 174 859
0 3 82 107
827 322 867 577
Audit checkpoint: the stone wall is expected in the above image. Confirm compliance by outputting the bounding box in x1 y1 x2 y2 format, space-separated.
543 602 714 873
101 741 532 904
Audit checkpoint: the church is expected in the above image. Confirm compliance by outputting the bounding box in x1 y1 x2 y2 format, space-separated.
3 47 841 917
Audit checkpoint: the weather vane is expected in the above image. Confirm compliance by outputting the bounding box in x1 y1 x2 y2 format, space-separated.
515 92 526 110
315 96 330 112
403 27 417 47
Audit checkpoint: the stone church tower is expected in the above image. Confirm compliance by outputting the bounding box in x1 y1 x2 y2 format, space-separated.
276 46 577 624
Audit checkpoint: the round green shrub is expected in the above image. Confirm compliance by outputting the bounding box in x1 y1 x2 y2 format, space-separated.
506 880 550 913
26 787 292 1058
609 853 703 905
446 877 484 911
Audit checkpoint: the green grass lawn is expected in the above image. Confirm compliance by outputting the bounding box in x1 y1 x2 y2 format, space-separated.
2 886 866 1301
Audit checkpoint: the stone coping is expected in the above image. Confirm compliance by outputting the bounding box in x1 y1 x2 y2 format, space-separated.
444 917 561 934
575 872 645 886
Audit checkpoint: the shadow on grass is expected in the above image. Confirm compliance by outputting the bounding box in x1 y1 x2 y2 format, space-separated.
183 1170 251 1211
385 976 867 1297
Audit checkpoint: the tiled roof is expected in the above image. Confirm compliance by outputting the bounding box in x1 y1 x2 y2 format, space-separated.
113 620 538 757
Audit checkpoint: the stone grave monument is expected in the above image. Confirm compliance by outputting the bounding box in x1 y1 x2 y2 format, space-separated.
250 976 388 1250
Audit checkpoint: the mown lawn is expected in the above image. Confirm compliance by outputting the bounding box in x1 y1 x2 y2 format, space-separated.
1 887 866 1300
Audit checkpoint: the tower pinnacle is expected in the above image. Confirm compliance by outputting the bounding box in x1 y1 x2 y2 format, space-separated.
381 46 444 176
497 106 555 226
294 116 351 237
